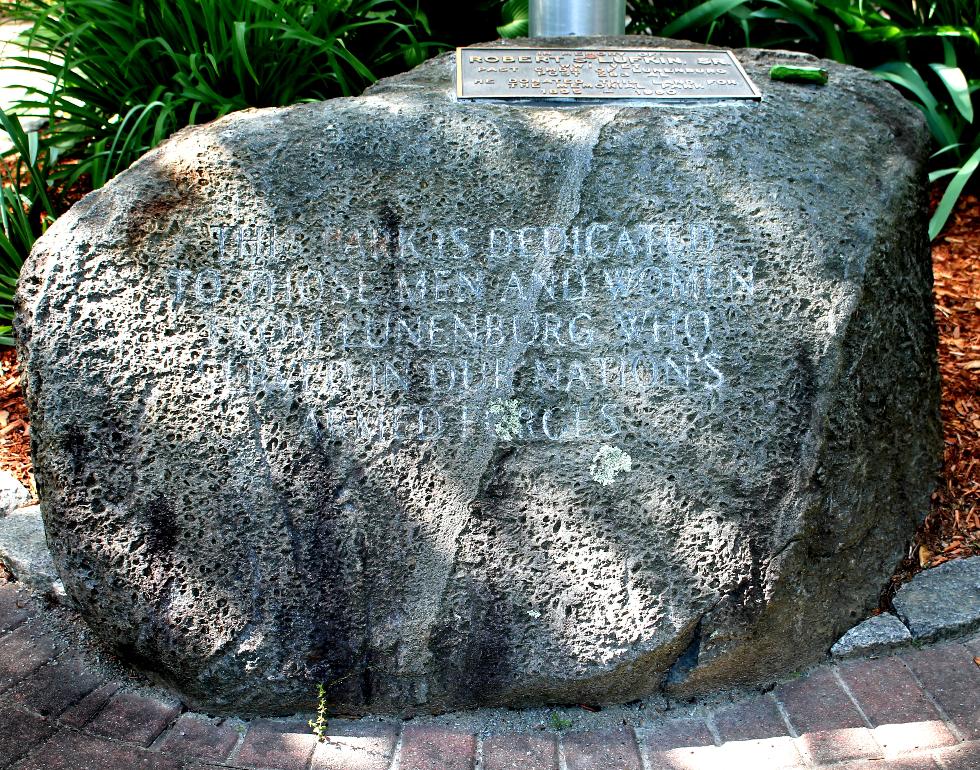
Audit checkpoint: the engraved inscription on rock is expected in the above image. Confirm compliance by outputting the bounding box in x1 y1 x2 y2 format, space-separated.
457 47 761 99
171 221 753 470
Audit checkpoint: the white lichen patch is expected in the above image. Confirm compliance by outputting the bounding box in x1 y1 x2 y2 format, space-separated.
590 445 633 486
488 399 522 441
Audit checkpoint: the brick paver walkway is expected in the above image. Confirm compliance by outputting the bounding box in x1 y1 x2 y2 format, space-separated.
0 580 978 769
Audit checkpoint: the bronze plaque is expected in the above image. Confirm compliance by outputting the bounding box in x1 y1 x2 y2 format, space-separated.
456 47 761 101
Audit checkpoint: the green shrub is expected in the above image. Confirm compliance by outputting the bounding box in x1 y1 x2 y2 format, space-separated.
413 1 506 48
626 1 710 35
0 111 57 346
9 0 438 192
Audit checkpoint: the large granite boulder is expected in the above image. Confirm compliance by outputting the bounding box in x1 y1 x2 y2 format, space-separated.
16 37 940 715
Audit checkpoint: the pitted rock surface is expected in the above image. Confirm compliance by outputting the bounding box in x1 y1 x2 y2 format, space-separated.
16 37 940 715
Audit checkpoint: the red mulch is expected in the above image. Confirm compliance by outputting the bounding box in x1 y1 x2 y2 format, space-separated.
917 193 980 564
0 193 977 589
0 348 33 499
883 191 980 599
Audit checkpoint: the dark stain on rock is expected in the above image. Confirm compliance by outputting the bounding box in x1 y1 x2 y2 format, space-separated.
378 203 400 261
793 345 817 421
125 192 182 250
665 619 701 685
144 495 179 557
360 661 374 704
428 577 513 707
102 417 134 458
64 424 89 476
306 621 360 706
302 484 364 704
114 640 161 673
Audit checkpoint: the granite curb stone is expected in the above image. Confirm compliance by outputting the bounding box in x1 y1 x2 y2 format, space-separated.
832 613 913 658
894 556 980 642
0 470 28 516
0 504 65 601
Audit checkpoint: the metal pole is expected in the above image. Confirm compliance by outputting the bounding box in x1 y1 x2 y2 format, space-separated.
529 0 626 37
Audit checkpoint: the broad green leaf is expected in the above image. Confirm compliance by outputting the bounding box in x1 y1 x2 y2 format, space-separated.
932 142 965 159
874 62 958 148
930 143 980 239
943 39 956 69
873 62 937 107
498 0 528 38
232 21 259 85
929 63 974 122
929 166 959 182
777 0 846 60
663 0 752 36
27 131 38 166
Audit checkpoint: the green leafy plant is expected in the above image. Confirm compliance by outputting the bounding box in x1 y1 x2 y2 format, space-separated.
649 0 980 238
9 0 439 192
308 682 330 741
549 710 573 730
626 1 714 35
0 111 57 346
497 0 529 37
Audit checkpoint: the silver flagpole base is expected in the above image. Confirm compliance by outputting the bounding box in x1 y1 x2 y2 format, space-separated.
529 0 626 37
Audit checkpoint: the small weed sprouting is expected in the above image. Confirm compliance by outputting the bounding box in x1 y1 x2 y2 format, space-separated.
309 683 329 742
308 670 358 741
549 711 573 731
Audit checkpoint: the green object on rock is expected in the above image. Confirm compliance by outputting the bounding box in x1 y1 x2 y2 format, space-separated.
769 65 829 85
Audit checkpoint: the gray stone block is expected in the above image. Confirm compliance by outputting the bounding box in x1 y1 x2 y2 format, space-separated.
0 470 29 516
830 614 912 659
15 37 940 714
894 557 980 641
0 505 63 599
